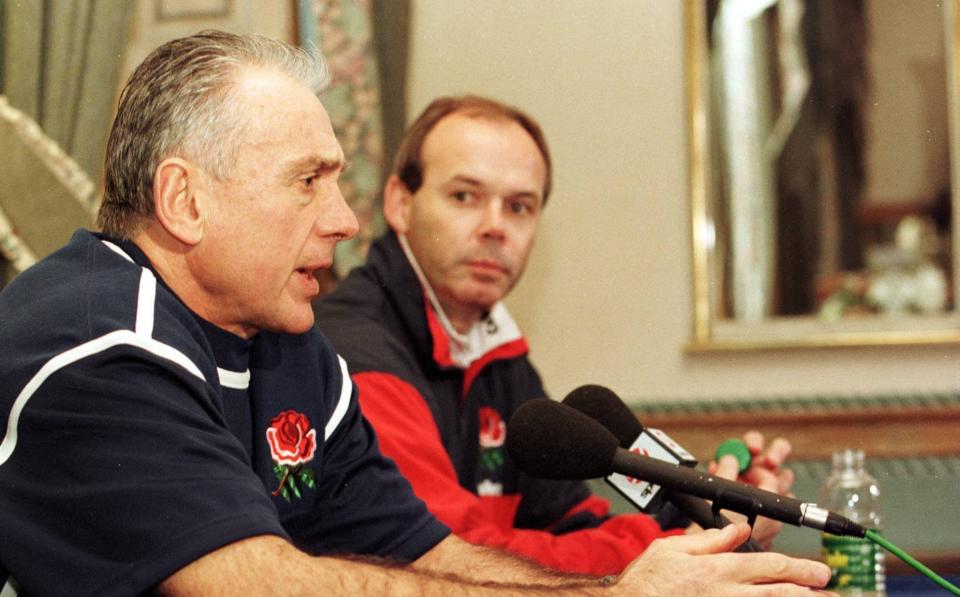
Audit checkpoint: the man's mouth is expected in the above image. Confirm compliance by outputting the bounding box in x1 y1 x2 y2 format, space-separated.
466 260 509 275
295 264 328 295
297 260 332 276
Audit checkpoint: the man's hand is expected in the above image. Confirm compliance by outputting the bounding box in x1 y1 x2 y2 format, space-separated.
708 431 796 549
617 523 835 596
732 431 795 495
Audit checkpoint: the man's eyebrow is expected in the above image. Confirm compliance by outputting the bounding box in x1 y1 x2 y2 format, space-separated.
447 174 543 201
446 174 484 187
281 154 345 178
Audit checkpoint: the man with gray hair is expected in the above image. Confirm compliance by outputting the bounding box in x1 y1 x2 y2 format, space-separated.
0 30 833 595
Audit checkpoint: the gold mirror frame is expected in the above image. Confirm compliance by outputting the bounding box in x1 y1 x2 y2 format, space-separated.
687 0 960 351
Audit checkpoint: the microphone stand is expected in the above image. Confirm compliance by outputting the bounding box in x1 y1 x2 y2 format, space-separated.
666 492 763 553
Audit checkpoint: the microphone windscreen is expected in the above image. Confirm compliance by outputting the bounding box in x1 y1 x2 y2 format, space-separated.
506 398 619 480
562 384 643 448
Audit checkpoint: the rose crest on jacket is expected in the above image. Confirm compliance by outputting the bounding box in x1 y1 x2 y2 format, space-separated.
266 410 318 501
478 407 506 495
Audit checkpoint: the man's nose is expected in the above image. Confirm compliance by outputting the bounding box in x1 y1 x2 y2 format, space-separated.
316 184 359 242
478 198 506 241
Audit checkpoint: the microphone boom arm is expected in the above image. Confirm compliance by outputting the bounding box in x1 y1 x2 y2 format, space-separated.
611 449 866 538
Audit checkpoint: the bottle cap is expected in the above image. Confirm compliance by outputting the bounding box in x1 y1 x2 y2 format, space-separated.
832 448 865 470
715 438 751 474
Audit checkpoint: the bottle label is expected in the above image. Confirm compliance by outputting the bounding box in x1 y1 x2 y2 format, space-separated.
821 533 885 591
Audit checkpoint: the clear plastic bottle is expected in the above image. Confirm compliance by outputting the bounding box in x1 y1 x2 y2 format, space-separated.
820 449 886 596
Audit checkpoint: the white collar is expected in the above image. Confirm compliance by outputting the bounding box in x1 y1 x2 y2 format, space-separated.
397 234 523 369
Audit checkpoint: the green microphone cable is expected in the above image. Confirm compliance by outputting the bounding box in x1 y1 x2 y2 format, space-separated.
865 529 960 596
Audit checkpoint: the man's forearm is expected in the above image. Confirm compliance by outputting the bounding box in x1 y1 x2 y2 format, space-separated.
411 535 608 587
158 534 608 596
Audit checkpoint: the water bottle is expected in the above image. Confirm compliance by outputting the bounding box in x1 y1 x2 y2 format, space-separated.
820 449 886 596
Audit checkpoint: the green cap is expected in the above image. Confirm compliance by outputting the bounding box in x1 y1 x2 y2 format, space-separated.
715 438 751 474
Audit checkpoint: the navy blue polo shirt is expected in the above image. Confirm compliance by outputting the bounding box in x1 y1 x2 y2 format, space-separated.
0 230 448 597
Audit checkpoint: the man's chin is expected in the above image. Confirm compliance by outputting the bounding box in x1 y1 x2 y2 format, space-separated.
459 288 506 312
262 309 317 336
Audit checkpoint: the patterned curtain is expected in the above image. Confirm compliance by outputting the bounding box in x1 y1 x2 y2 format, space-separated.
301 0 388 278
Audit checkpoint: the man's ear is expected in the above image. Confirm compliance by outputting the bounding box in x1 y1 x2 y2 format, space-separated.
153 158 205 246
383 175 413 234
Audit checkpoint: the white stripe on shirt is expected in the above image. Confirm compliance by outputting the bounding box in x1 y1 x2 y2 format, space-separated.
0 577 19 597
217 367 251 390
0 330 206 466
135 270 156 337
324 356 353 441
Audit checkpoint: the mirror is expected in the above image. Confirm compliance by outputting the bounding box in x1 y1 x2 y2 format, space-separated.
687 0 960 350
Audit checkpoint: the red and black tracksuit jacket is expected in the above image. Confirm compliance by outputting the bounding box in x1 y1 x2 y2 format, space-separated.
313 232 676 575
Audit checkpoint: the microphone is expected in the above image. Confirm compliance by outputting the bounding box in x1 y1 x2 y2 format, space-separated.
561 385 747 539
563 386 698 512
505 398 867 538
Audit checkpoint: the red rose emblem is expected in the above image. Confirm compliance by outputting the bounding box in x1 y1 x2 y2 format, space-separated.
266 410 317 466
478 407 506 448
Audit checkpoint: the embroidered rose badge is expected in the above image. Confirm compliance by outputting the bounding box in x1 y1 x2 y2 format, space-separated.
478 407 506 448
266 410 317 502
478 407 506 474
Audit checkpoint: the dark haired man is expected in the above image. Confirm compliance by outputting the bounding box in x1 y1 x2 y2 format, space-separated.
314 96 797 575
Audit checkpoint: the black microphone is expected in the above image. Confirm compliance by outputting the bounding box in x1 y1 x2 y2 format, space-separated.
562 385 749 539
505 398 867 538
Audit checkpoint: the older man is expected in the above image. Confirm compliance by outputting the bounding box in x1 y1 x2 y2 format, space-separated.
314 96 797 576
0 32 829 596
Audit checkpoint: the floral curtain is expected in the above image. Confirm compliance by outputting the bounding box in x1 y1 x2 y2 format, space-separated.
302 0 387 277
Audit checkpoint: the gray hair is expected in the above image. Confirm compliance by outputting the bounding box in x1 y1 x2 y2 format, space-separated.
98 30 329 237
